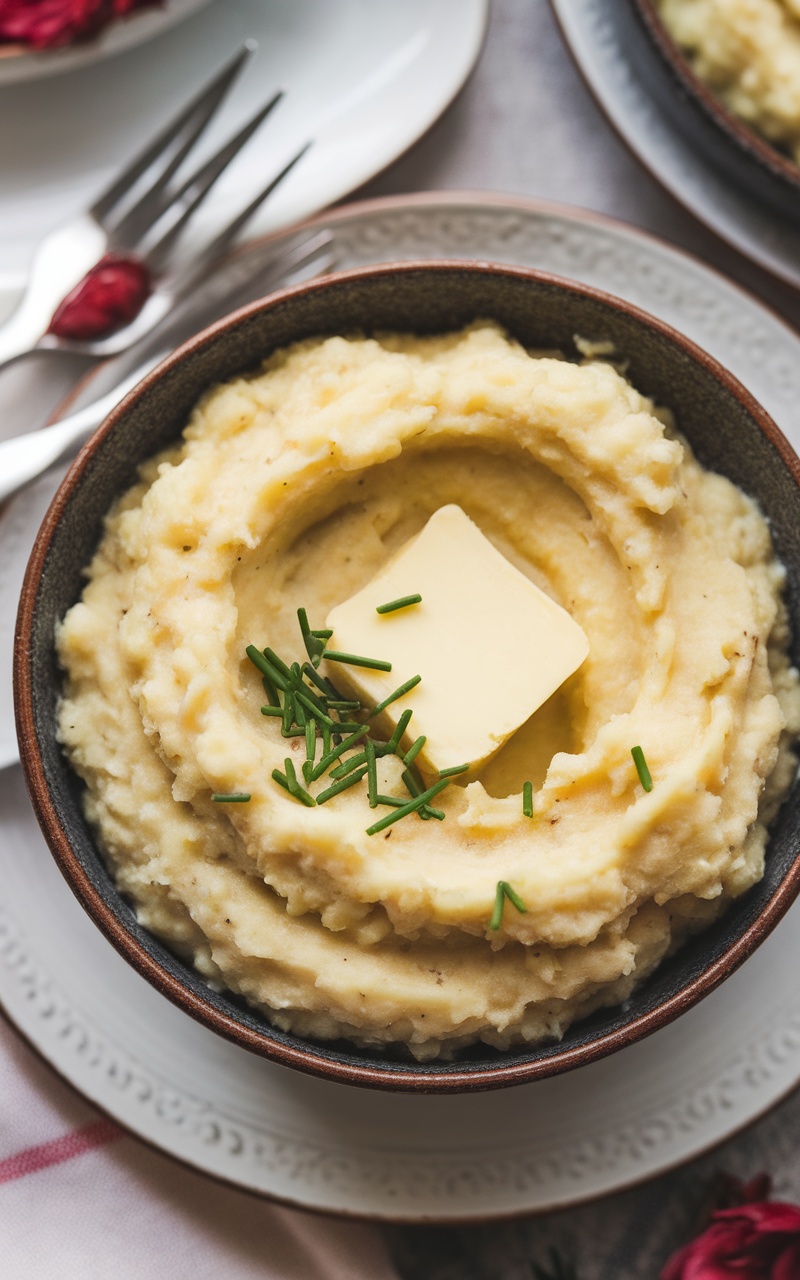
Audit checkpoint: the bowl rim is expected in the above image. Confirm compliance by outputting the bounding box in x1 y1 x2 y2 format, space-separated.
14 257 800 1093
629 0 800 193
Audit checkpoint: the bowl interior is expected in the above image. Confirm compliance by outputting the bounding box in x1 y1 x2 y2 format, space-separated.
16 262 800 1091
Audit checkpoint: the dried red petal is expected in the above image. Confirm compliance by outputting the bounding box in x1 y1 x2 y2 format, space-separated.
47 254 151 341
660 1199 800 1280
0 0 159 50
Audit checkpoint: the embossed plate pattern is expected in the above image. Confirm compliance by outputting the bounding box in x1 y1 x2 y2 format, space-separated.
2 194 800 1219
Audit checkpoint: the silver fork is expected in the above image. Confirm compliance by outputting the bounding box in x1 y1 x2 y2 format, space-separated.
0 230 335 506
0 42 305 371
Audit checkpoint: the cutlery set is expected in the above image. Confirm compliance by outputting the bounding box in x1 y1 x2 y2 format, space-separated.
0 39 333 502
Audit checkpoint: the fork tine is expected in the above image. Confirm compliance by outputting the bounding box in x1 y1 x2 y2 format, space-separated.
141 93 285 275
92 40 256 229
175 143 312 292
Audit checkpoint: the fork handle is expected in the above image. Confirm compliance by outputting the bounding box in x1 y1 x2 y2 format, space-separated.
0 356 162 506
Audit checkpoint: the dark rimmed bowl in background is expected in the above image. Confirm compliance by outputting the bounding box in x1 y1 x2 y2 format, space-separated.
622 0 800 223
13 260 800 1092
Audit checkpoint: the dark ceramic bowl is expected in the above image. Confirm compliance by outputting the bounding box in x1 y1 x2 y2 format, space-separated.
14 261 800 1092
623 0 800 223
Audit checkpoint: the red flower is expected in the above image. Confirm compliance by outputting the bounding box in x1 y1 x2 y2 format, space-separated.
660 1201 800 1280
0 1 157 50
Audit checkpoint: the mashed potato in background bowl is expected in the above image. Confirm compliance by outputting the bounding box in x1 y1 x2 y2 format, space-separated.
15 262 800 1092
626 0 800 221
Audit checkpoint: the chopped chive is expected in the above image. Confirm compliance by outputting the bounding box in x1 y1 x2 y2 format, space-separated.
302 760 314 784
376 593 422 615
375 793 406 807
293 697 307 730
425 806 446 821
438 763 469 779
631 745 653 792
403 735 426 767
330 751 367 780
401 764 425 797
326 699 361 711
401 763 437 820
489 881 505 931
271 768 291 795
366 738 378 808
504 883 527 914
322 722 332 757
294 688 334 726
324 650 392 672
310 724 371 781
386 708 413 754
284 757 316 807
261 705 282 717
316 764 369 805
523 781 533 818
489 880 528 931
401 766 430 819
305 718 316 763
370 674 421 717
246 645 287 692
311 628 333 639
366 778 451 835
264 647 291 680
281 690 296 737
298 607 327 666
211 793 251 803
262 674 280 706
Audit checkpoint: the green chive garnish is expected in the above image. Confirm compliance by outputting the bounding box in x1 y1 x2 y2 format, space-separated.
386 708 413 754
326 699 361 711
523 781 533 818
294 688 333 726
211 793 251 803
322 722 332 757
375 794 406 807
261 705 282 717
281 690 296 737
311 628 333 640
370 674 421 717
366 738 378 808
489 880 528 931
631 745 653 792
284 757 316 807
298 607 327 667
310 724 371 781
264 647 291 680
376 593 422 615
316 764 369 805
329 751 367 780
366 778 451 835
246 645 287 691
324 650 392 672
438 762 469 779
403 735 426 767
305 718 316 762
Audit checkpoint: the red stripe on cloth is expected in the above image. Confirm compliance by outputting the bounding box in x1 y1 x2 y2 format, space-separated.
0 1120 123 1185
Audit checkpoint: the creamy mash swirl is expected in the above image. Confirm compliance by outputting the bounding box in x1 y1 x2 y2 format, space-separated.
658 0 800 161
57 324 800 1059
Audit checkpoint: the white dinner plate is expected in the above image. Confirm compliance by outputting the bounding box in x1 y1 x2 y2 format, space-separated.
0 0 214 85
2 193 800 1220
0 0 488 278
550 0 800 291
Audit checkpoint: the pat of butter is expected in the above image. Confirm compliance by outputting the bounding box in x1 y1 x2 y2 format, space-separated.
325 505 589 776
